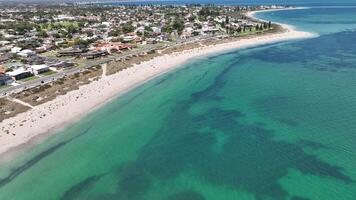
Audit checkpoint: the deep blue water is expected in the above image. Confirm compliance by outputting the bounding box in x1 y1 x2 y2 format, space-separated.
255 6 356 34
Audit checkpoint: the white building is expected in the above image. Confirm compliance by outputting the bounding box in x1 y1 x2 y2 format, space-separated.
6 68 32 80
18 49 36 57
11 47 22 54
135 26 145 34
30 64 50 75
152 27 161 34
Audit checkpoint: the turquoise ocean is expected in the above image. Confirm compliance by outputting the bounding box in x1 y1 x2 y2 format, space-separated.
1 2 356 200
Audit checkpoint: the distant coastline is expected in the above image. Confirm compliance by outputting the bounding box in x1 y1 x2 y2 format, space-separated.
0 10 315 162
246 7 313 33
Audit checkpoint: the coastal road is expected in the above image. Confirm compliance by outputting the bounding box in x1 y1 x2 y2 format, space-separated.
0 44 162 96
0 34 217 96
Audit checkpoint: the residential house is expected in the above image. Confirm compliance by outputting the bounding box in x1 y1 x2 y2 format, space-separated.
0 46 11 53
95 43 121 54
0 41 11 46
0 74 13 85
18 49 36 57
118 44 133 50
145 38 157 44
0 54 12 64
181 27 194 39
6 68 33 80
49 61 74 70
11 47 22 54
156 34 168 41
82 50 107 59
152 27 161 35
4 63 24 70
55 40 66 46
135 26 145 34
27 56 45 65
30 64 50 75
122 35 135 43
122 33 141 43
57 48 85 57
36 45 53 53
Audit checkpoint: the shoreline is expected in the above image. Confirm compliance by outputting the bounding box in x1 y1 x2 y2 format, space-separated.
0 13 316 161
246 7 317 35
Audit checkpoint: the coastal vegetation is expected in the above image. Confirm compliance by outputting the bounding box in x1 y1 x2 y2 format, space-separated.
0 98 30 123
10 67 102 106
0 4 286 133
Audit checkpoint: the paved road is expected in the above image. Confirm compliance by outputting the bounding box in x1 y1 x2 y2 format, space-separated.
0 34 217 96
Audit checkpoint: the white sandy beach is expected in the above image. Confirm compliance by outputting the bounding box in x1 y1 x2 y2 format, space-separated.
0 17 316 158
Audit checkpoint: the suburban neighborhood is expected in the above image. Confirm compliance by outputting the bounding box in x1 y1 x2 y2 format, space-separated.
0 4 284 88
0 3 289 123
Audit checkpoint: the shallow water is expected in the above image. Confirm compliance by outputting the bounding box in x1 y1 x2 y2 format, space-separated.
1 5 356 200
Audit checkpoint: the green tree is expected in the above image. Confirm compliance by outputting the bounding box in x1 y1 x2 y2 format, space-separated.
73 38 89 47
122 23 135 34
85 30 94 37
37 30 48 38
173 19 184 35
145 26 153 32
108 29 120 37
13 22 34 35
162 24 173 34
66 24 78 34
198 7 219 18
188 15 196 22
263 22 268 29
237 27 242 33
195 23 202 29
35 25 42 32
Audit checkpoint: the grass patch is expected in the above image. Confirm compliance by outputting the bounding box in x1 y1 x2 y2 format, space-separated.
40 51 57 57
236 28 271 37
0 85 10 89
41 70 57 76
20 76 38 82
